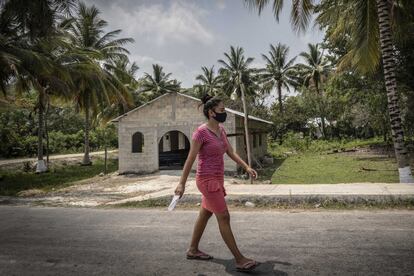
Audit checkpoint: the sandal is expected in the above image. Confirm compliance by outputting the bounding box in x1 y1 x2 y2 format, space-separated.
186 250 213 260
236 260 260 272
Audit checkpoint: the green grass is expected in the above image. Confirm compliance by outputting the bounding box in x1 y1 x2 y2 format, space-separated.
0 158 118 196
271 153 400 184
255 159 285 182
114 197 171 208
268 135 390 158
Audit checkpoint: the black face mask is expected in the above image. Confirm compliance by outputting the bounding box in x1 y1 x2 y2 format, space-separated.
212 111 227 123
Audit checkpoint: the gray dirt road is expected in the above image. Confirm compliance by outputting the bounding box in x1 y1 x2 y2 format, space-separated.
0 206 413 275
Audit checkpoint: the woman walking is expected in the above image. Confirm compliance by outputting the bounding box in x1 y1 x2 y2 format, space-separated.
174 94 260 272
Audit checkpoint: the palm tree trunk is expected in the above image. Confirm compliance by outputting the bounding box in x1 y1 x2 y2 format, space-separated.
277 83 283 114
320 114 326 138
320 92 327 138
45 99 50 165
241 86 253 183
36 89 47 173
383 128 388 143
376 0 413 183
104 127 108 174
315 83 326 139
277 83 284 144
82 97 92 166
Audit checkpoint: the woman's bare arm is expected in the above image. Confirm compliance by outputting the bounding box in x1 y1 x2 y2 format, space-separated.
179 140 201 185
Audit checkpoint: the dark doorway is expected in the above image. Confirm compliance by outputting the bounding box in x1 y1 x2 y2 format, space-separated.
158 130 190 170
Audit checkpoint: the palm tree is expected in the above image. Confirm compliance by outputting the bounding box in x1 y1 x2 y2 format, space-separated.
14 41 73 172
261 43 297 115
67 2 134 165
245 0 413 182
102 56 139 119
0 33 24 96
105 56 139 93
195 66 222 96
244 0 314 33
94 56 138 174
0 0 75 87
0 0 76 172
218 46 257 182
373 1 413 182
0 0 76 40
296 43 331 138
139 64 180 98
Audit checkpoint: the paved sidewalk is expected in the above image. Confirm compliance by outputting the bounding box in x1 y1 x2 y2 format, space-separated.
105 182 414 205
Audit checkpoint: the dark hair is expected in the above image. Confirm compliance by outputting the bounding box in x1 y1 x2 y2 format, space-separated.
198 93 222 119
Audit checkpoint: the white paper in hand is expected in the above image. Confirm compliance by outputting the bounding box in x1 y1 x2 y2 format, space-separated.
168 195 181 211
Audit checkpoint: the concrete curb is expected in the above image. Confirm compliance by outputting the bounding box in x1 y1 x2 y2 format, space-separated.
105 182 414 206
116 193 414 208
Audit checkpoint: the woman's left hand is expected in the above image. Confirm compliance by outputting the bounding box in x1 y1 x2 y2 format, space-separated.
246 167 258 179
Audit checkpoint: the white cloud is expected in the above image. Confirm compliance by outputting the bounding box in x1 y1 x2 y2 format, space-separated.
215 0 226 10
107 1 214 46
83 0 324 89
131 54 198 88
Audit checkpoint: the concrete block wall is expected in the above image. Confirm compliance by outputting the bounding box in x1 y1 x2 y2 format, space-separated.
117 93 239 174
116 93 273 174
118 124 159 174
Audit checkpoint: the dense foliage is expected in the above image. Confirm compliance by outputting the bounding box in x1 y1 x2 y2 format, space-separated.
1 0 413 164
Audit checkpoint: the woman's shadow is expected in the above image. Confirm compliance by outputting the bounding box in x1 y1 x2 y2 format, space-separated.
200 258 291 275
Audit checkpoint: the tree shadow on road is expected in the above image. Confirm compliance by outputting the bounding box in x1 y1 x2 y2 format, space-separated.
206 258 291 275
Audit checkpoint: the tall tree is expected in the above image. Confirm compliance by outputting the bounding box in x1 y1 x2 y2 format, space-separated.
67 2 133 165
0 0 76 172
374 0 413 182
244 0 314 33
105 56 139 94
101 56 139 119
297 43 331 138
218 46 257 182
139 64 180 98
244 0 413 182
261 43 297 115
195 66 222 96
0 32 24 96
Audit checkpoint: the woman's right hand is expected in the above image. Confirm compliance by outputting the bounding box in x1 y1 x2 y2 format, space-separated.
175 183 185 199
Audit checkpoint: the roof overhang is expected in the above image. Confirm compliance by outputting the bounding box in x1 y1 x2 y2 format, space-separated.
111 92 273 125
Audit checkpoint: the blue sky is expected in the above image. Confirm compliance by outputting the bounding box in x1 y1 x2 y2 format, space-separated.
84 0 324 98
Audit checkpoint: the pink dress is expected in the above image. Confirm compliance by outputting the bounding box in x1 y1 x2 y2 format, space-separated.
192 123 229 213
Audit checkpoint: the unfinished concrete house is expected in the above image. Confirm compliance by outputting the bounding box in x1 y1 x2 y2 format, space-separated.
111 92 273 175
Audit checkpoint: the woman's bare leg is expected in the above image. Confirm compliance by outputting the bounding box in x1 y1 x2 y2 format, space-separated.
188 207 213 253
215 210 255 266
